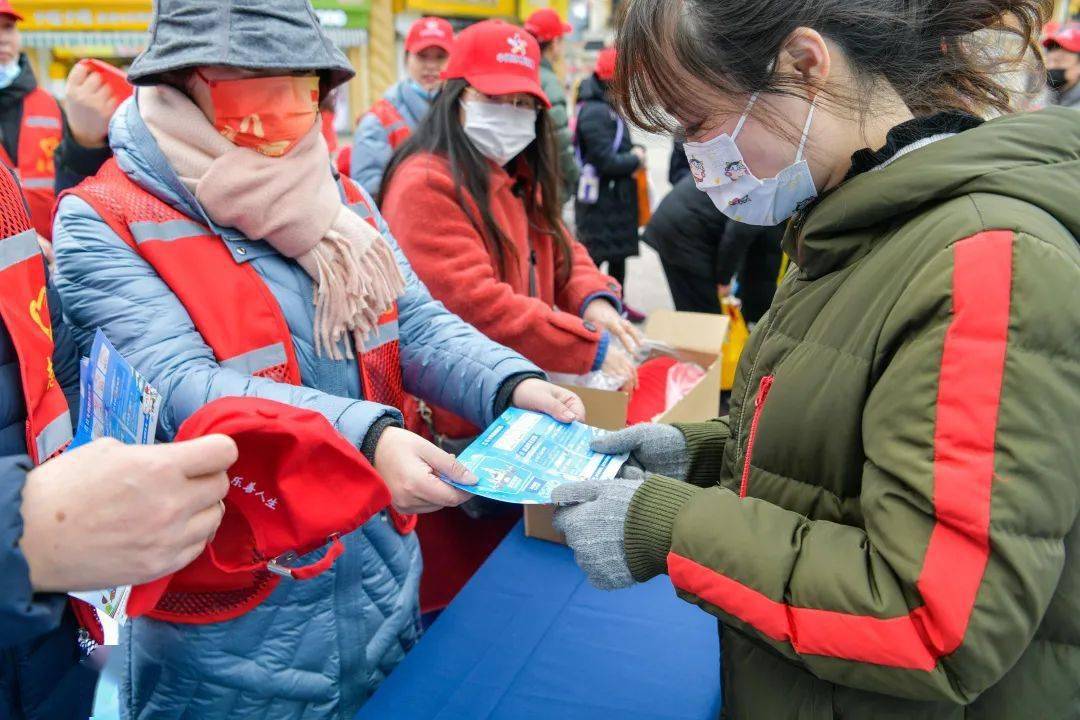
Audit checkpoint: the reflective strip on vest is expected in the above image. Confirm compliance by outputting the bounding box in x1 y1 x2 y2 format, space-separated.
0 228 40 270
220 342 288 376
20 177 53 189
35 411 72 461
348 201 373 222
130 219 212 245
362 319 399 352
24 115 61 129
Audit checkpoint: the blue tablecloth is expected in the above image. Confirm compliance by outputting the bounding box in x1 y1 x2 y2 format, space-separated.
357 522 722 720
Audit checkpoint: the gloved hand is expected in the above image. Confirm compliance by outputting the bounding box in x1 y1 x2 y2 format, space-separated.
551 468 645 590
590 424 688 480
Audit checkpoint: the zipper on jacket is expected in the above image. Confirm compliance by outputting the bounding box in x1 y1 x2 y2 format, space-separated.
739 374 774 499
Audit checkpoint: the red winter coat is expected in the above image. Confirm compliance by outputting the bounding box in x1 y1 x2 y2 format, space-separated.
382 152 620 439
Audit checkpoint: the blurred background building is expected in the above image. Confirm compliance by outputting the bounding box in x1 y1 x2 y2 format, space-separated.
12 0 614 140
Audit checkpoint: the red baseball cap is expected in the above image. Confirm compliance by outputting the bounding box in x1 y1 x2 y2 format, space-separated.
1044 23 1080 53
442 19 551 108
595 47 617 82
126 397 392 623
0 1 23 21
524 8 571 43
405 16 454 54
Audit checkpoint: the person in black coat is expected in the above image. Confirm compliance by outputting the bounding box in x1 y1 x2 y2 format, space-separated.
643 175 783 323
716 220 785 323
573 49 642 292
668 138 691 186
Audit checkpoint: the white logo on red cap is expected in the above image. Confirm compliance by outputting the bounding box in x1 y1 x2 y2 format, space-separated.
508 33 528 56
419 18 446 38
496 33 536 69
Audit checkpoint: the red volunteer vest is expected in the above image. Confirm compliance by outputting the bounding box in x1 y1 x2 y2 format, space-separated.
0 166 102 643
0 172 71 465
66 159 416 535
370 98 411 150
336 99 412 180
0 88 61 241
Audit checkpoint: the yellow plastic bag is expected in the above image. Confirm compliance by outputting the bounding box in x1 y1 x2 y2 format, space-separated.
721 298 749 392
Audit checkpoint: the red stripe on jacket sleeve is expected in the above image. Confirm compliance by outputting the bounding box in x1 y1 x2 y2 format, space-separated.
668 230 1014 671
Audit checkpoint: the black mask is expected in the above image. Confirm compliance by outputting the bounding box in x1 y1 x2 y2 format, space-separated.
1048 68 1069 91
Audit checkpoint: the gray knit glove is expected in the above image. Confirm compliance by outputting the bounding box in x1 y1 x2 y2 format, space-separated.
551 468 646 590
590 424 688 480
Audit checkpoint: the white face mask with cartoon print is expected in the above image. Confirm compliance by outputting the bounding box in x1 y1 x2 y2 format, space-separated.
683 93 818 226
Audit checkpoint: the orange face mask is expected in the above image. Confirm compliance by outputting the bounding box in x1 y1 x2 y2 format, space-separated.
196 70 320 157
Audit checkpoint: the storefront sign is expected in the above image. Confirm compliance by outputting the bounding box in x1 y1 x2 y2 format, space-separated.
517 0 570 24
16 0 369 31
16 2 152 31
404 0 517 20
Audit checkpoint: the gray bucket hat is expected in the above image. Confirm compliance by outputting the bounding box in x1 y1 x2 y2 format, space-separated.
128 0 355 91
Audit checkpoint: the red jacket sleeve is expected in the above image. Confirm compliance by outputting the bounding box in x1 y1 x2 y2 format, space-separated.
555 229 623 316
382 159 603 375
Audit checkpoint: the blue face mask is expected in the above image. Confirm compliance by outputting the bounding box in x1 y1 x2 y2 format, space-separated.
0 59 21 90
407 79 435 101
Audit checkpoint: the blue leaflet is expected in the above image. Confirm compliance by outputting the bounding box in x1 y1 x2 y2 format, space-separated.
448 408 629 504
70 329 161 449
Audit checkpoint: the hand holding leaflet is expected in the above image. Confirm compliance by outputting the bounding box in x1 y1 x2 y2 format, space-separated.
446 408 629 504
68 330 162 640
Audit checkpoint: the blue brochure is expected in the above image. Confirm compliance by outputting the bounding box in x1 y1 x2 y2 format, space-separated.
448 408 629 504
70 329 161 450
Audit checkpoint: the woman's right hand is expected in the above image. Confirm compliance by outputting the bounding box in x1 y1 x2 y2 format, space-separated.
601 344 639 392
374 427 476 514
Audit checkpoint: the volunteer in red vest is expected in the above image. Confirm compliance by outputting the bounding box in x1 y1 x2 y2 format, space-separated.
379 20 640 610
51 1 582 717
0 161 237 719
348 16 453 195
0 2 61 240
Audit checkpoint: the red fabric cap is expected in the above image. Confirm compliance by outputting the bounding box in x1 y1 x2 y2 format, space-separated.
441 19 551 108
406 16 454 54
75 59 133 104
1044 23 1080 53
524 8 571 43
0 1 23 21
126 397 392 619
595 47 617 82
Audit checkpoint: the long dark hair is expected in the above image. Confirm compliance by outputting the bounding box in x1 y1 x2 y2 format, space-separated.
614 0 1052 135
379 78 572 283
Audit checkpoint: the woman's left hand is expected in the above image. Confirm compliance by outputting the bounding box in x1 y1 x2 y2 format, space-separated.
583 299 644 355
512 378 586 424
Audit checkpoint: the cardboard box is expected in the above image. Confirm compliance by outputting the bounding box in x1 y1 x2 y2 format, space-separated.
525 310 729 543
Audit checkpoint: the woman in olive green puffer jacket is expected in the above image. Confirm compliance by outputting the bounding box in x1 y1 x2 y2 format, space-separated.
551 1 1080 718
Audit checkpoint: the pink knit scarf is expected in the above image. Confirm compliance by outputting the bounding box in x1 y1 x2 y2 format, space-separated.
139 84 405 360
